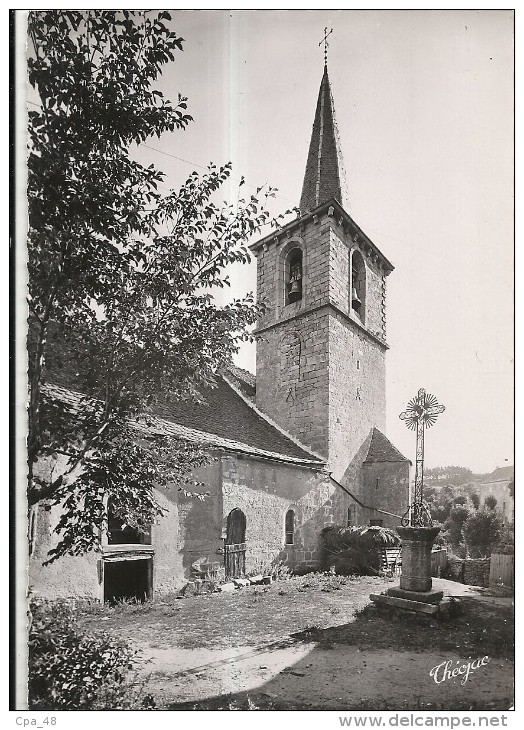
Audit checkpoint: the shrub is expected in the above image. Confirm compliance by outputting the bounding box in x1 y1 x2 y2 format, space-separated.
462 509 504 557
28 598 153 710
484 495 498 511
444 504 472 547
321 525 400 576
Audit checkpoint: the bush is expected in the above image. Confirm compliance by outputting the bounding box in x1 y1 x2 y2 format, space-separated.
444 504 472 547
321 525 400 576
28 598 154 710
462 509 503 557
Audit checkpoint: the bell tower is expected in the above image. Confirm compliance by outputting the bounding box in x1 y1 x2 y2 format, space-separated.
250 63 394 481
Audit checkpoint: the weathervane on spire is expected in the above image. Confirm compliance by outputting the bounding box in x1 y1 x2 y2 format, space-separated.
319 27 333 65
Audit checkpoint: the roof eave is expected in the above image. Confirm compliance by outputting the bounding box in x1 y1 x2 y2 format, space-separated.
249 198 394 274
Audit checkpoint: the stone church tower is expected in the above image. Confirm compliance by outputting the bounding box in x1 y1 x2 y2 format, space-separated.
250 64 400 491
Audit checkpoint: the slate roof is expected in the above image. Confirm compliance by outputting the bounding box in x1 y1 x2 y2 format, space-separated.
44 375 325 468
300 64 350 213
225 364 256 400
152 374 323 464
364 427 410 464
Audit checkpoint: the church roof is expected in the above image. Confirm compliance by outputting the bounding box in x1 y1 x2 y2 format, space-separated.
44 375 325 468
364 427 410 464
225 364 256 399
300 64 350 213
153 374 324 465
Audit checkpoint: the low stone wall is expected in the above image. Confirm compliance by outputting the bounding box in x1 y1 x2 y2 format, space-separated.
446 555 491 587
463 557 490 587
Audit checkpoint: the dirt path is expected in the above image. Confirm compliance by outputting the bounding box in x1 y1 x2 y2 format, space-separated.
78 575 512 710
138 638 512 710
134 581 513 711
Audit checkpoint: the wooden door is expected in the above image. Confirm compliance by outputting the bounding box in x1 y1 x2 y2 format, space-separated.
224 509 246 578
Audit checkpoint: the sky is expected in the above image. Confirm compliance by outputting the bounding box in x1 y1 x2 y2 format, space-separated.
24 9 514 474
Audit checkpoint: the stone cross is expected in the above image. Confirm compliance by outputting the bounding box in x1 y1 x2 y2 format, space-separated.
319 27 333 65
400 388 445 525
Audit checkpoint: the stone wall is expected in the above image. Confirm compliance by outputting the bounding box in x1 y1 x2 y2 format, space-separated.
28 484 185 600
220 454 345 572
29 500 101 600
254 207 388 476
255 309 330 458
328 314 386 479
361 460 409 528
446 555 491 587
174 459 223 582
463 558 491 587
28 453 190 599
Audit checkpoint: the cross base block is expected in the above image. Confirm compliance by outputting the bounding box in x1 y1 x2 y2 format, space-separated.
386 586 443 604
369 593 439 615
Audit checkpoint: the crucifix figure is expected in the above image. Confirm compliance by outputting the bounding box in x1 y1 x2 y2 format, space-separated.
319 27 333 65
399 388 445 526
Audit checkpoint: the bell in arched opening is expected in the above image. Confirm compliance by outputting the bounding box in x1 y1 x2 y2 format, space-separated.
351 251 366 320
351 285 362 312
287 250 303 304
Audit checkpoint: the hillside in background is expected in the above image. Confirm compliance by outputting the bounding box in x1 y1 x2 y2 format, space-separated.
425 465 513 488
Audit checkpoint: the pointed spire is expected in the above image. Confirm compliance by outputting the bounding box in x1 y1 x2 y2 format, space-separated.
299 64 349 214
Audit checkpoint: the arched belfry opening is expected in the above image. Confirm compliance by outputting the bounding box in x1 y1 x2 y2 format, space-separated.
351 249 366 322
286 248 303 304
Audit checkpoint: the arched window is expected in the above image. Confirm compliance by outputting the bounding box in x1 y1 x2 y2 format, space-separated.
350 250 366 322
286 249 303 304
285 509 295 545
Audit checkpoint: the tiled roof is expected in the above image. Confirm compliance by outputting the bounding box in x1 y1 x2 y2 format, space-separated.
300 64 349 213
44 377 325 468
225 364 256 400
486 466 514 482
152 374 323 464
364 428 410 464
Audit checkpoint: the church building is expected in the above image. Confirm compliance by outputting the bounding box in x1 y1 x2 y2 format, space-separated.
28 62 410 602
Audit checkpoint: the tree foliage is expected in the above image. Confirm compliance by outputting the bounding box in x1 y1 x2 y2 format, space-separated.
27 10 283 560
484 494 498 511
462 509 503 558
443 504 472 548
29 598 153 709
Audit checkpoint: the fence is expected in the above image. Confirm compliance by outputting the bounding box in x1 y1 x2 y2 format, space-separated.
489 553 514 594
431 548 448 577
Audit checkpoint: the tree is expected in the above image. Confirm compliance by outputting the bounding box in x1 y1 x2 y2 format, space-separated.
469 491 480 510
484 495 498 511
27 11 284 561
452 494 468 506
444 504 472 548
462 510 503 557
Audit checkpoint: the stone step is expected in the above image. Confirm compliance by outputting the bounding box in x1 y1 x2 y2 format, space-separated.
369 593 439 614
387 586 443 604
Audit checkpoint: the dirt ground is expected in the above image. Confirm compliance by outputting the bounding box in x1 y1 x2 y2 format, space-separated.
79 575 514 711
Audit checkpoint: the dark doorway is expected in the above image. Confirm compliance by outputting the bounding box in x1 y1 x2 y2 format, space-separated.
103 558 152 604
224 508 247 578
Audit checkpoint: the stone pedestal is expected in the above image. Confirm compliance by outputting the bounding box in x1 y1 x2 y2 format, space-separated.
369 525 452 618
396 525 441 593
